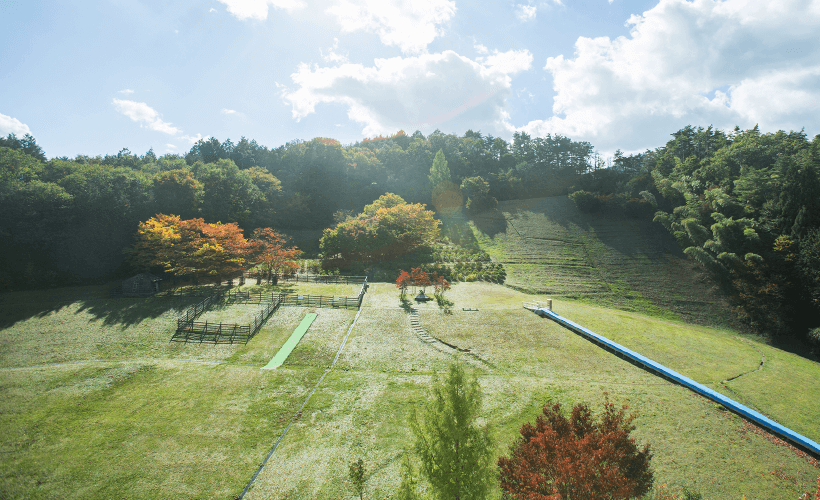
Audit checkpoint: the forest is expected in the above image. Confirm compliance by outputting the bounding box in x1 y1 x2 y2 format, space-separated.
0 125 818 350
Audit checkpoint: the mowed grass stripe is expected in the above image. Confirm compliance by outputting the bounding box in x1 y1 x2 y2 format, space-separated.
263 313 317 369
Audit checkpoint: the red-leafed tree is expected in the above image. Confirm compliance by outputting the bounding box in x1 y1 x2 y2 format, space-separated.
397 267 449 298
497 399 653 500
433 274 451 299
396 269 413 298
250 227 302 282
410 267 432 293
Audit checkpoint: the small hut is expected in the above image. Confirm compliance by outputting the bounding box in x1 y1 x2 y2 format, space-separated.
122 272 162 297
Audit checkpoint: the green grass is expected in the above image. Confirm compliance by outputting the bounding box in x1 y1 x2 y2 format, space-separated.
463 196 737 327
244 283 820 499
1 281 819 499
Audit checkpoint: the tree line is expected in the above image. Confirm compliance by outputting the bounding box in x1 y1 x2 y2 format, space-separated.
0 129 595 289
2 125 818 349
566 125 820 350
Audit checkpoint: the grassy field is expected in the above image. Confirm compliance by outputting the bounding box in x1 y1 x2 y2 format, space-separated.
1 277 819 498
462 196 738 327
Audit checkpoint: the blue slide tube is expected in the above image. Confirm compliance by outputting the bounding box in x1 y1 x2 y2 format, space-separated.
534 307 820 457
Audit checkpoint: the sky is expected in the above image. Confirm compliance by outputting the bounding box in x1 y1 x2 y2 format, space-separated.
1 0 819 160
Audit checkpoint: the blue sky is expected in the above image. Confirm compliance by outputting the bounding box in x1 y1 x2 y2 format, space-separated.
1 0 819 159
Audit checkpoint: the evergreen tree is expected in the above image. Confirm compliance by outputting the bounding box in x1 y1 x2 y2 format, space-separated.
429 149 452 196
409 360 493 500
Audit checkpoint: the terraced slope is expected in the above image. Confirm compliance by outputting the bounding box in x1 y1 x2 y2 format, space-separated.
468 196 736 326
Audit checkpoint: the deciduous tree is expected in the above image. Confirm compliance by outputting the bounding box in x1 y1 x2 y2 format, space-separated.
321 194 441 268
497 399 653 500
130 214 252 283
250 227 302 282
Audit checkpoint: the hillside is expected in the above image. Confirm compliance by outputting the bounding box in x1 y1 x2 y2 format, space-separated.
1 281 819 498
464 196 738 327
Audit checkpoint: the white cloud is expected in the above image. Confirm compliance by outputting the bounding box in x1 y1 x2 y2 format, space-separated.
112 99 181 135
0 113 32 137
322 38 349 64
516 4 537 21
326 0 457 54
118 89 134 95
181 134 205 144
283 49 532 137
216 0 305 20
221 108 247 119
520 0 820 151
477 48 533 75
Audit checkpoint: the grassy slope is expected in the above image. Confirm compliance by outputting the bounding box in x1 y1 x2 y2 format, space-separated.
465 196 737 326
1 279 818 496
0 284 357 499
460 195 820 441
244 283 820 499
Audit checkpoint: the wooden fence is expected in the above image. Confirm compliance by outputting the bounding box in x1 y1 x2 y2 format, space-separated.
177 291 222 325
224 289 282 304
243 272 367 285
173 293 282 344
172 278 368 344
279 293 360 308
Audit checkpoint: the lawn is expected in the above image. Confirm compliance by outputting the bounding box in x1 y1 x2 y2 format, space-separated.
1 281 818 499
464 196 738 327
244 283 820 499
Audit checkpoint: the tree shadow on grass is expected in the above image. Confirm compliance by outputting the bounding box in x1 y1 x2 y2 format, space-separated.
466 208 509 239
0 284 118 329
0 283 217 330
78 283 302 328
399 297 413 313
74 294 202 328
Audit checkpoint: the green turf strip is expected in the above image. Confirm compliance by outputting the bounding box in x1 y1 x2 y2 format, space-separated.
262 313 318 370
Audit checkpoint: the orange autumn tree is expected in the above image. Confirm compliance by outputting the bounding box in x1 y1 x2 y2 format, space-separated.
130 214 252 283
250 227 302 282
321 193 441 268
497 399 654 500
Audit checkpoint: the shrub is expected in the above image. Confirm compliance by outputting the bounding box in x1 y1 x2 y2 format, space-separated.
497 398 654 500
808 327 820 355
348 458 366 500
624 198 655 218
569 190 600 213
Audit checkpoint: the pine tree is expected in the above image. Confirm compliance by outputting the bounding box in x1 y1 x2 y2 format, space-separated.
409 360 493 500
428 149 458 212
